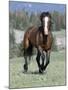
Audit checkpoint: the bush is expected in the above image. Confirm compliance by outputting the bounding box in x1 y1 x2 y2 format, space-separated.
9 43 24 59
51 36 58 51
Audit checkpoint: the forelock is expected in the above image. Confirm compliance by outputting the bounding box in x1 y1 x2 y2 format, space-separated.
40 12 51 22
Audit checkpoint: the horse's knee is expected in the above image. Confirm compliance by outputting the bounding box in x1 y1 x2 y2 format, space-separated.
41 53 45 60
36 53 40 61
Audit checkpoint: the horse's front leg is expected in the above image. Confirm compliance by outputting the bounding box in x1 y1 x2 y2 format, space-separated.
43 50 50 71
36 51 42 73
36 46 44 73
41 51 45 71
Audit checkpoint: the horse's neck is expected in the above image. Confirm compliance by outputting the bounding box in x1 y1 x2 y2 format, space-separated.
38 26 52 44
39 26 52 35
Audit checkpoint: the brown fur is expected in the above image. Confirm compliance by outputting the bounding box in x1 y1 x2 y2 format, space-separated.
23 26 53 52
23 12 53 73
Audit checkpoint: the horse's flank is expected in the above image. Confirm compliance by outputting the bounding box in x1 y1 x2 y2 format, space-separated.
23 26 37 49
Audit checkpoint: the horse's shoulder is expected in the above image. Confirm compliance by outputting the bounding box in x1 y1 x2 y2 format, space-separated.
37 26 43 35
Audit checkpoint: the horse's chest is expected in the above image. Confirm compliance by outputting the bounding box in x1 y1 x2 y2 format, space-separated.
38 33 47 44
39 34 52 50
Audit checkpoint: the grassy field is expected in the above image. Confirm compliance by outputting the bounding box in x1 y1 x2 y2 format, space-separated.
9 50 66 88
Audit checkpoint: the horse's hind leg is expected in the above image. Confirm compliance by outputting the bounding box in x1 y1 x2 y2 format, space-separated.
23 55 28 72
23 49 28 72
23 50 32 72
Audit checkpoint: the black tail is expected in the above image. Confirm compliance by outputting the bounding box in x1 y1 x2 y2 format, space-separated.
23 44 33 57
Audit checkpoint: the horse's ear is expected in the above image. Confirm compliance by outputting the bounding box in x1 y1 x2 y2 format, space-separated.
40 12 51 22
45 12 52 19
40 12 43 22
46 12 51 19
40 12 46 22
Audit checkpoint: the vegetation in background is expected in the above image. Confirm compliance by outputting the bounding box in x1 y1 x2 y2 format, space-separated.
9 10 66 31
9 10 66 58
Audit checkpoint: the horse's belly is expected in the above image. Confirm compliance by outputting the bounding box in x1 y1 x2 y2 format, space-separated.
40 44 50 51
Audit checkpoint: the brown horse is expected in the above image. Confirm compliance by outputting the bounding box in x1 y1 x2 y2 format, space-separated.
23 12 53 73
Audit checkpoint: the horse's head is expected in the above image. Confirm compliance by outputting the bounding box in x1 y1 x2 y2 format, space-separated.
40 12 52 35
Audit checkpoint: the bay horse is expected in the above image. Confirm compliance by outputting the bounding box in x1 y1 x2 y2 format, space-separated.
23 12 53 73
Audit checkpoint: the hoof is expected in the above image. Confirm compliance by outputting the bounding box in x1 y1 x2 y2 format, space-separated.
39 68 43 74
23 64 28 72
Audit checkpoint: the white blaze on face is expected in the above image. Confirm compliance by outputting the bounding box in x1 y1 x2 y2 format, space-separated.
44 16 49 35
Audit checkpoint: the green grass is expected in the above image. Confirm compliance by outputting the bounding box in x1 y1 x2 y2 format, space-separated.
9 50 66 88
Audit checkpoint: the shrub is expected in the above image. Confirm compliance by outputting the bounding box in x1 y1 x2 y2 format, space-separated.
51 36 58 51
